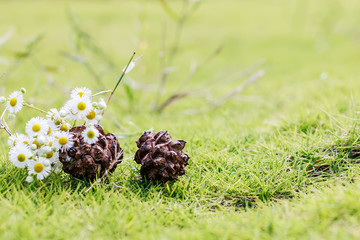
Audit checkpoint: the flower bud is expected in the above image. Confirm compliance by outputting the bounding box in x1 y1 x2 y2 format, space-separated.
20 88 26 94
26 176 34 183
59 109 67 118
123 60 135 74
92 102 98 108
31 144 37 150
0 96 6 103
98 101 107 110
43 146 52 153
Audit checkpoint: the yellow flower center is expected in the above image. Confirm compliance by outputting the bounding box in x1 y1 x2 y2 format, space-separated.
33 139 41 148
17 154 26 162
51 113 55 120
55 119 62 125
46 151 53 159
34 163 44 173
78 92 85 97
32 124 41 132
49 142 53 147
77 102 86 111
86 110 96 120
59 136 68 145
47 127 52 135
9 98 17 107
87 130 95 139
60 124 69 131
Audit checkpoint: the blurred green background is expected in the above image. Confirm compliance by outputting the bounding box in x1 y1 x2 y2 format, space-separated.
1 0 360 239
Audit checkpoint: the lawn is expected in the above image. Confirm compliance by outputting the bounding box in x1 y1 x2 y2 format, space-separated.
1 0 360 239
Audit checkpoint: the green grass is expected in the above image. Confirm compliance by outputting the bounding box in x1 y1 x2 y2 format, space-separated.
1 0 360 239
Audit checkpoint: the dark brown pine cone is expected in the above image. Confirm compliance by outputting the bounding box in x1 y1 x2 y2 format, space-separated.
134 131 190 182
59 124 123 180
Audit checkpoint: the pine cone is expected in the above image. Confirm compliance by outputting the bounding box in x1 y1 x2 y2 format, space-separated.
59 124 123 180
134 131 190 182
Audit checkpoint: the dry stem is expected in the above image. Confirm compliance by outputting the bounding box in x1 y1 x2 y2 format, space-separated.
84 149 124 194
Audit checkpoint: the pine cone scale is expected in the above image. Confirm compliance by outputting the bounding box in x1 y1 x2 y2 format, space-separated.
59 124 123 180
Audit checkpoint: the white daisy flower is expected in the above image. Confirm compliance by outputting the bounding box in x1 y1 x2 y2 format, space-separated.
59 108 68 118
25 117 49 137
65 97 92 120
41 146 52 154
9 142 32 168
43 159 51 167
6 91 24 114
46 119 59 135
31 135 47 150
54 131 74 151
82 125 100 144
7 133 30 146
37 135 47 145
39 146 59 163
59 122 70 132
28 157 51 180
46 135 56 148
85 108 103 124
70 87 92 99
47 108 63 125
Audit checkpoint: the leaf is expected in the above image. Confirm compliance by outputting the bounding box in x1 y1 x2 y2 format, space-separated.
124 84 134 103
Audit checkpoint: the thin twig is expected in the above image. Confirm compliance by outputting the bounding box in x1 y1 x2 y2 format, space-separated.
92 90 112 97
84 149 124 194
0 107 12 136
156 44 225 112
0 124 11 136
212 70 265 107
0 107 8 120
155 0 190 108
183 70 266 115
103 182 126 190
158 0 179 20
0 122 12 136
157 92 191 112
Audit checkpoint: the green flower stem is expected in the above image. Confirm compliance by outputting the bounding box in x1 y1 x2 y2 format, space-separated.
23 103 48 114
101 52 136 117
112 52 136 95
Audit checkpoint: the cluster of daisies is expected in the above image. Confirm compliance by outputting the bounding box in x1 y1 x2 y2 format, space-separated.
1 87 106 182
